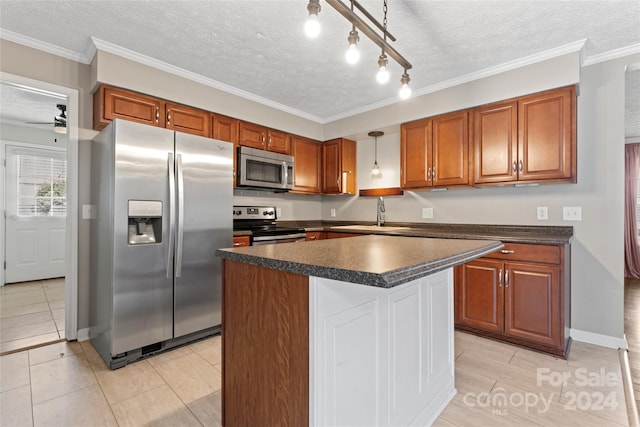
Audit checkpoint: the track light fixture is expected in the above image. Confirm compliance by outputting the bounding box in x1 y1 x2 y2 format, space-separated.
305 0 412 99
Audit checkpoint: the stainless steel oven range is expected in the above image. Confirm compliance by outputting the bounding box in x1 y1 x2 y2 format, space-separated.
232 206 306 245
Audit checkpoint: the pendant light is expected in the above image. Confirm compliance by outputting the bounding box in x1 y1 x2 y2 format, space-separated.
304 0 321 38
369 131 383 179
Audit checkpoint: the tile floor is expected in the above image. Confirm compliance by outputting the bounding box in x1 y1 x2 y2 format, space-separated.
0 278 65 354
625 278 640 411
0 331 631 426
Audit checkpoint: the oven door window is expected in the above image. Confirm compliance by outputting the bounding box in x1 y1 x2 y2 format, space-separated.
246 159 283 184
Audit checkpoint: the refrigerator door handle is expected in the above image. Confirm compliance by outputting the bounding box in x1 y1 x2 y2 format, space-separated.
176 153 185 277
167 152 176 278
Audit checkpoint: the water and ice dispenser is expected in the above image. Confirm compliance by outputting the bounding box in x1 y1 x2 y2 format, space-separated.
127 200 163 245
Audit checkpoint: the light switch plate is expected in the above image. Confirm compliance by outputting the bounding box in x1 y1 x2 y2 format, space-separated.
563 206 582 221
536 206 548 221
82 204 96 219
330 208 336 217
422 207 434 219
276 208 282 218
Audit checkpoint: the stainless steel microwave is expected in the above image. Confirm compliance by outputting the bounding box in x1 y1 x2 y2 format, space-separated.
237 146 294 191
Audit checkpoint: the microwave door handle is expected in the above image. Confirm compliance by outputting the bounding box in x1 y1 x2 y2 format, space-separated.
282 160 288 189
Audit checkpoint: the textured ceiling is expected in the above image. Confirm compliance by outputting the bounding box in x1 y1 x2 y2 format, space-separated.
0 0 639 125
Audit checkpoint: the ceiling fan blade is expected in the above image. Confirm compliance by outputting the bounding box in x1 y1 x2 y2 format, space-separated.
25 121 55 124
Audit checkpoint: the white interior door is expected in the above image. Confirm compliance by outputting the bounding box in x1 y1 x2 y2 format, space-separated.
4 145 66 283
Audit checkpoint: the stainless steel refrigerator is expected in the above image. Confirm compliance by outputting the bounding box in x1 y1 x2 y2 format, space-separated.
90 119 233 369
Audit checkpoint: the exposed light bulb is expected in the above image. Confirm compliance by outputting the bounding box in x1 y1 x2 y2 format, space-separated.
370 161 382 179
399 72 412 99
345 30 360 64
304 14 320 38
376 53 390 84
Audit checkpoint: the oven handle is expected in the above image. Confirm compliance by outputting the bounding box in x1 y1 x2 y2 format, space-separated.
252 233 307 242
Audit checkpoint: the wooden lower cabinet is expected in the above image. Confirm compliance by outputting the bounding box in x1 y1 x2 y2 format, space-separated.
305 231 325 241
325 232 363 239
232 235 250 247
455 242 570 358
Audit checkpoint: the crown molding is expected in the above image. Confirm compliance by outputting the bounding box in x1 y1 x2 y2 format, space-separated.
324 40 587 123
89 38 324 124
0 29 92 64
582 43 640 66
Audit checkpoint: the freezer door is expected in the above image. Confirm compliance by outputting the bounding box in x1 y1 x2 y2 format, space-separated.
174 132 233 337
112 120 174 355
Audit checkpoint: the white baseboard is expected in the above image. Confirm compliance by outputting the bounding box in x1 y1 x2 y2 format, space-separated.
76 328 90 342
570 328 627 349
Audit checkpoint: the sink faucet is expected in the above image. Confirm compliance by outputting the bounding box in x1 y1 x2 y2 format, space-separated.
377 196 385 227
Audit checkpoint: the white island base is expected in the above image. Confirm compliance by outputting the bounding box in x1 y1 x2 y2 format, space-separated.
310 268 455 426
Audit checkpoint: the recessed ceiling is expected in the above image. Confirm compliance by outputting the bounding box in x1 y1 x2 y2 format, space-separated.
0 0 639 123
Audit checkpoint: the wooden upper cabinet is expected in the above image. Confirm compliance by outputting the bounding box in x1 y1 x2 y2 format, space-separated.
322 138 356 195
212 114 239 187
432 111 469 186
267 129 290 154
401 118 431 188
472 101 518 184
473 86 576 185
518 86 576 182
401 111 469 189
94 85 163 130
238 121 291 154
212 114 239 143
291 136 321 194
165 103 210 137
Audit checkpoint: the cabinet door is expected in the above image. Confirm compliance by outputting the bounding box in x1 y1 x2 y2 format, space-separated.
400 119 431 188
95 85 163 130
291 136 321 194
518 86 575 182
213 115 240 187
322 139 341 193
431 111 469 187
472 102 518 184
232 236 250 248
455 259 503 333
212 114 239 143
339 138 357 195
504 262 561 347
267 129 291 154
165 103 210 137
238 121 266 149
305 231 325 241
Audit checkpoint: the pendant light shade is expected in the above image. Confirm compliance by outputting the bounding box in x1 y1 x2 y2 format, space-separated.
368 131 384 179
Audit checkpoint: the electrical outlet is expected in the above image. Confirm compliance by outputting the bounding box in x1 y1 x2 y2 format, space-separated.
422 207 433 219
330 208 336 217
563 206 582 221
536 206 548 221
276 208 282 218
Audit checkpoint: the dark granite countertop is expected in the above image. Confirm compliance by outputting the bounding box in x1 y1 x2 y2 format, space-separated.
216 235 503 288
272 221 573 245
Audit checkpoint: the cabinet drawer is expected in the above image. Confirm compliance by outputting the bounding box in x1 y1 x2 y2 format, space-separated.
232 236 250 248
485 243 561 264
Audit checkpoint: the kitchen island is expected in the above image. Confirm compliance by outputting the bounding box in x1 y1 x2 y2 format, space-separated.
216 235 502 426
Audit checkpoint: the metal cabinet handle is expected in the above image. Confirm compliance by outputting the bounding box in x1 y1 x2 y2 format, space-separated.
500 249 515 254
426 167 431 180
261 133 265 146
432 166 436 181
498 269 503 287
268 135 272 147
233 242 245 247
512 161 517 173
309 235 318 240
336 176 341 187
167 109 171 125
505 270 509 288
518 160 523 172
155 107 159 123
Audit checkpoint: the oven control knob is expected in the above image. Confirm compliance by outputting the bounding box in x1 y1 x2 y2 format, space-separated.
263 210 274 216
233 210 242 216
